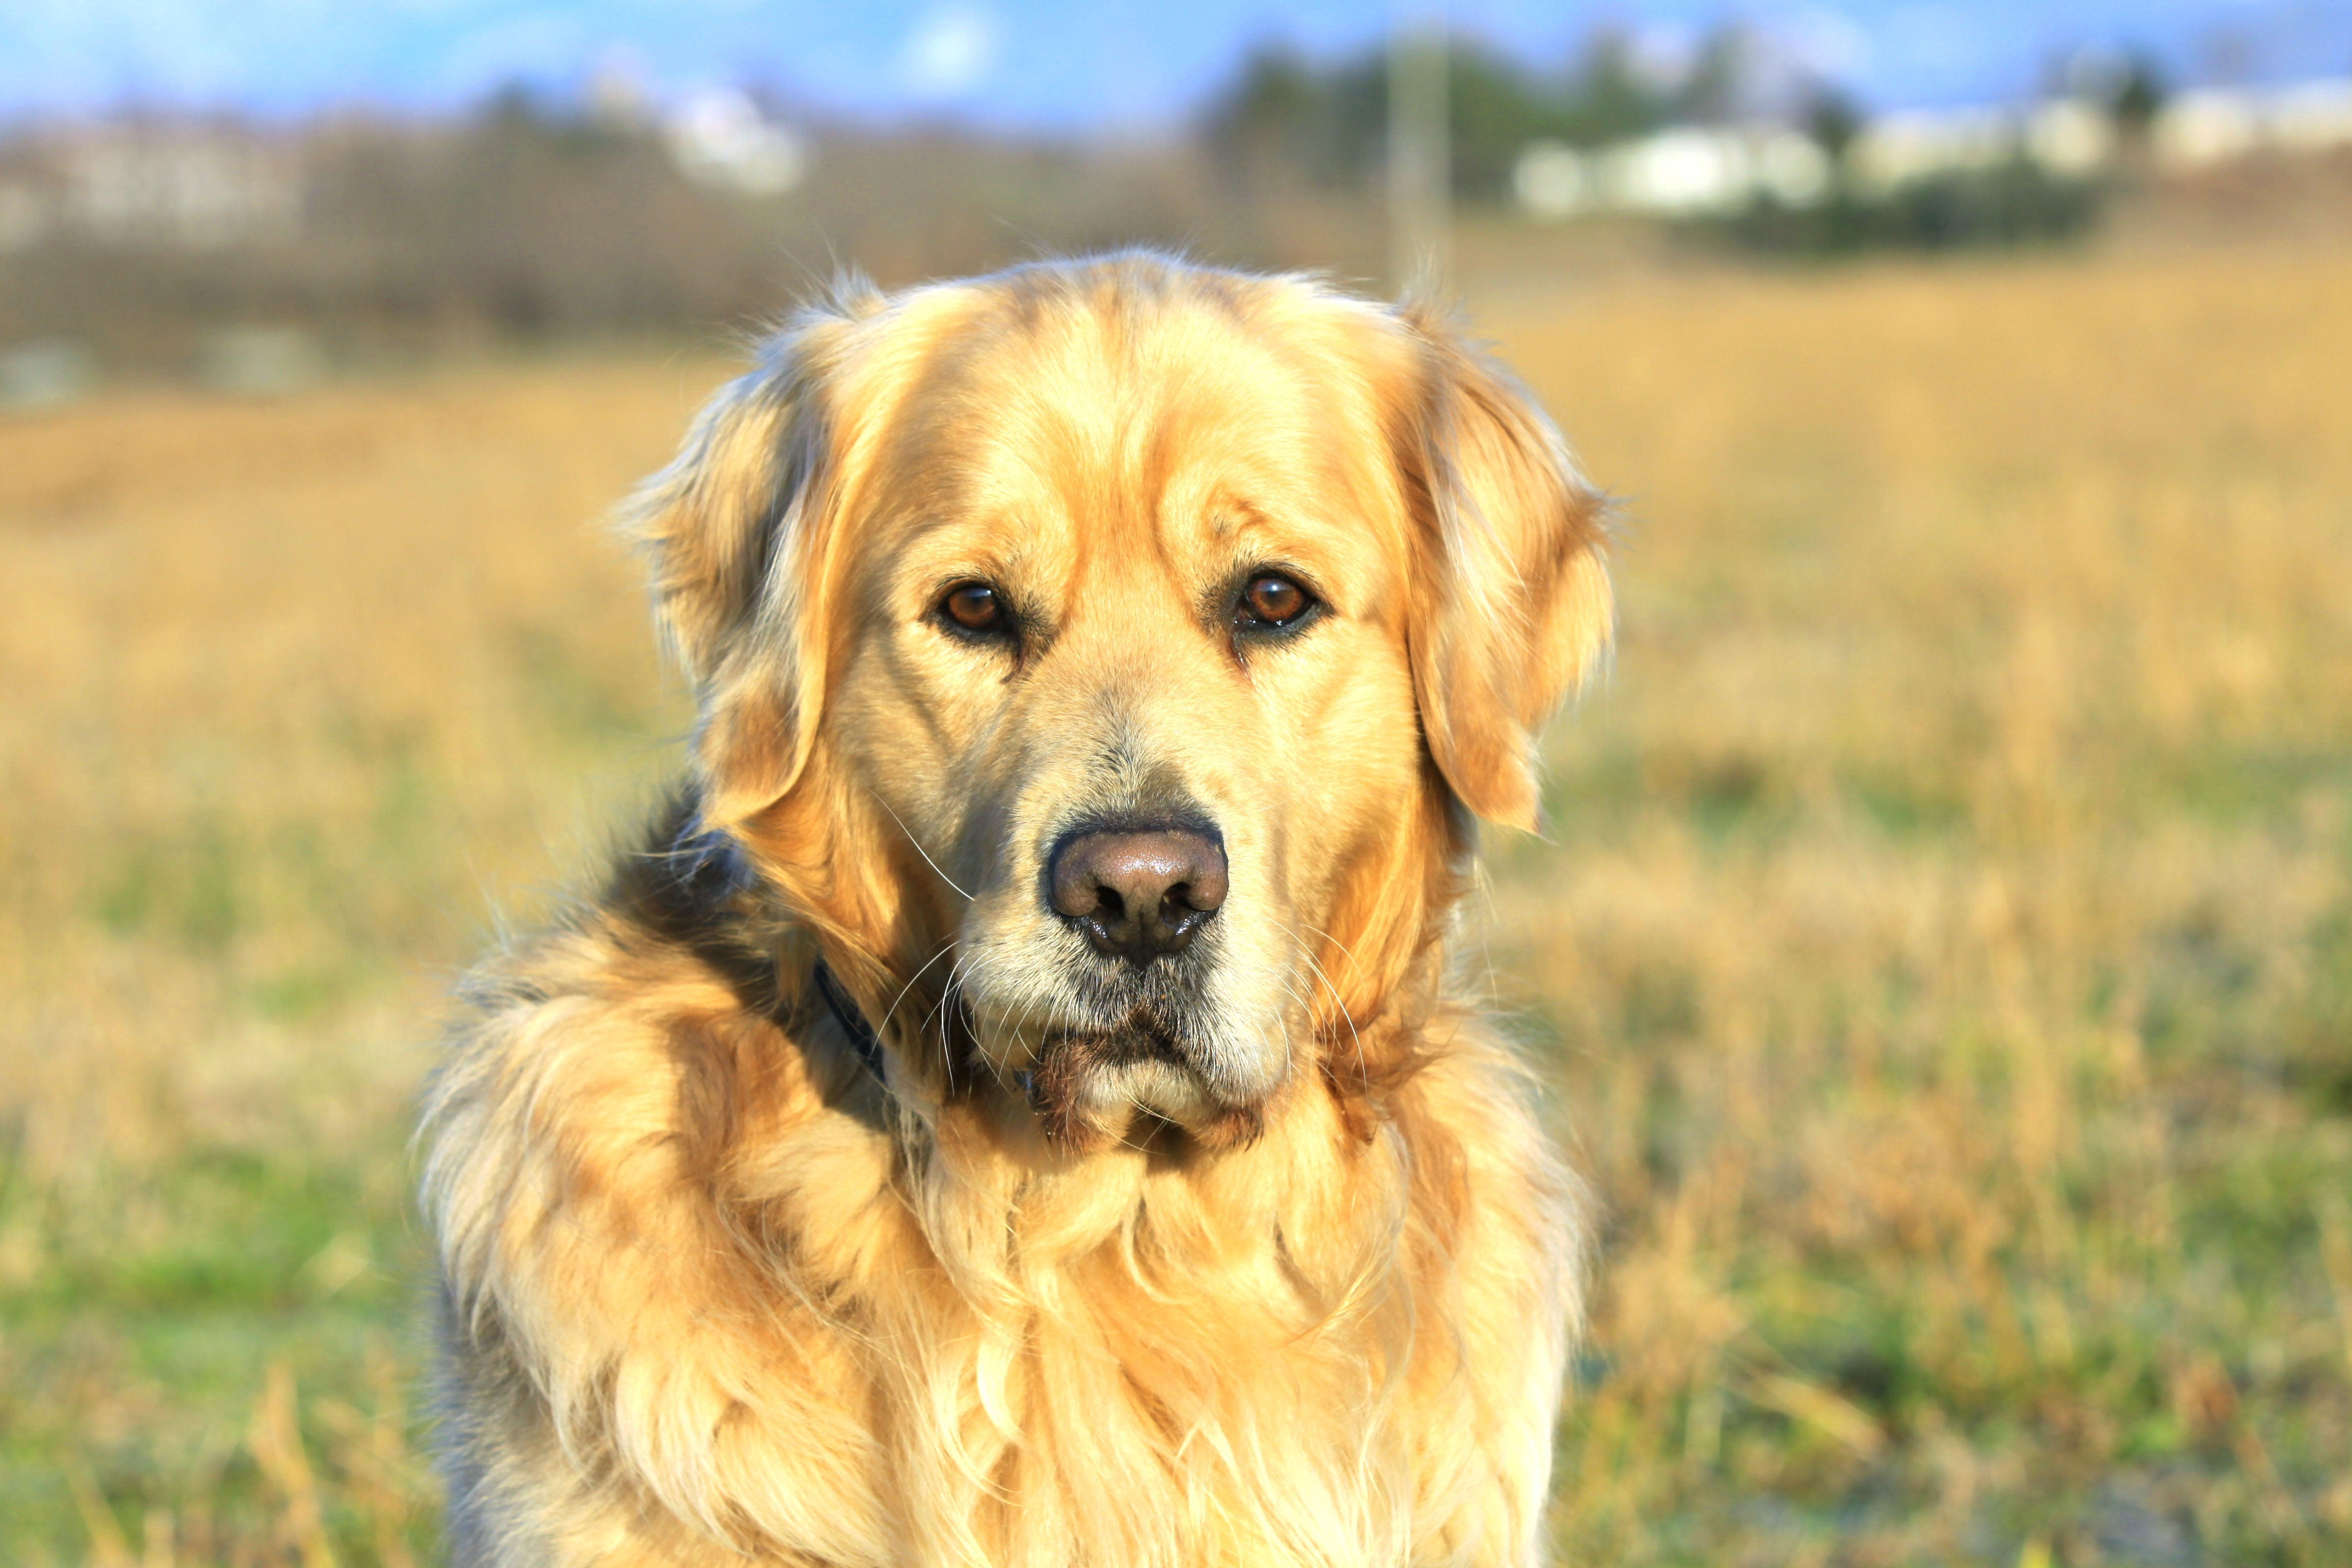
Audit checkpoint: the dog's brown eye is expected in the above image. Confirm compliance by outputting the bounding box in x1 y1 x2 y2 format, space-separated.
942 583 1004 634
1240 574 1311 628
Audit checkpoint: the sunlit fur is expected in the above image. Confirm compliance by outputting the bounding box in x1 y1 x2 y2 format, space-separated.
421 253 1612 1567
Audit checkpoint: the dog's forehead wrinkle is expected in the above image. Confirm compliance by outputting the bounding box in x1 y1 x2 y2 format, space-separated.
872 310 1392 648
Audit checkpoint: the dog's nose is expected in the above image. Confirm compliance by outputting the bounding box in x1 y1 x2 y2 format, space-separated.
1048 828 1228 966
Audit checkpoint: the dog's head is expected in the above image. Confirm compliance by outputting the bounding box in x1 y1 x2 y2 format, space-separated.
633 256 1608 1149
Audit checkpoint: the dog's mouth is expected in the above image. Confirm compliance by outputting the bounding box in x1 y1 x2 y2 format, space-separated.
1016 1004 1267 1150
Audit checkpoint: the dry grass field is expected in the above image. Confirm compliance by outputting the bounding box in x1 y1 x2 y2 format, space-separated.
3 243 2349 1566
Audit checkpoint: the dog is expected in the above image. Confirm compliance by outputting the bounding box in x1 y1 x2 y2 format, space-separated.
421 252 1611 1567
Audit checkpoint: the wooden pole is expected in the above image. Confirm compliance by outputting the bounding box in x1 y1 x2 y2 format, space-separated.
1387 6 1451 298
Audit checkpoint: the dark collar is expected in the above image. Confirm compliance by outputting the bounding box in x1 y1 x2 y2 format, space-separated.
811 957 886 1081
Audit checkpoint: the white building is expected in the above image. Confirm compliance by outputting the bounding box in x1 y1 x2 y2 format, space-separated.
1515 127 1829 219
0 124 307 251
663 90 808 197
2155 80 2352 169
1515 77 2352 222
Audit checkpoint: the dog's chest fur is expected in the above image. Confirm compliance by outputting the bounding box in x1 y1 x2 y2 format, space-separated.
423 887 1576 1568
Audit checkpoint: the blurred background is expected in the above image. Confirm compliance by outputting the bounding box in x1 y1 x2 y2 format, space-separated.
3 2 2350 1564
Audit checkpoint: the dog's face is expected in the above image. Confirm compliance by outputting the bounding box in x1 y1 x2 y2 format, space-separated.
634 258 1608 1149
831 291 1433 1141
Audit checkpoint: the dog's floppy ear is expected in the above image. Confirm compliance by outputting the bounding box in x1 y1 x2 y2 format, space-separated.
626 306 861 830
1396 306 1612 832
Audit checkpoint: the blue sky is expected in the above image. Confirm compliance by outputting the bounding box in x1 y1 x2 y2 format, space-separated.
2 0 2346 129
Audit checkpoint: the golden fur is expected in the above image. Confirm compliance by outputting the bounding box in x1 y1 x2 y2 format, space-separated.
421 253 1612 1567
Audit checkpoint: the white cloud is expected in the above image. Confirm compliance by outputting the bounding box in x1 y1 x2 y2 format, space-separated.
899 4 995 99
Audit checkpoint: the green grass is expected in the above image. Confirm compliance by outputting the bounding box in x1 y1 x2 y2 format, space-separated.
1 1143 435 1566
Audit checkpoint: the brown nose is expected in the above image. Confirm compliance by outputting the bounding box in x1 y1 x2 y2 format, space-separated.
1048 827 1228 966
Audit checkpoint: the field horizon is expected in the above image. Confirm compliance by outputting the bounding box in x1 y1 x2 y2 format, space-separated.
3 239 2349 1565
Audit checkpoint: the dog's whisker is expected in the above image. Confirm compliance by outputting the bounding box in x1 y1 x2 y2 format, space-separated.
1275 916 1370 1093
866 789 976 902
1295 919 1376 1088
928 952 980 1084
875 935 963 1044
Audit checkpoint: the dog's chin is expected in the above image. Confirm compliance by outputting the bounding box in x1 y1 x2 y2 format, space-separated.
1023 1023 1267 1153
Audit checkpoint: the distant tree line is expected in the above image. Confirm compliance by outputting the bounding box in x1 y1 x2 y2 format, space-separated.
0 99 1282 368
0 32 2195 370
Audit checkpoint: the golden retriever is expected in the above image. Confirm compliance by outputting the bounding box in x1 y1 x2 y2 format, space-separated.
421 252 1611 1567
